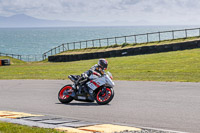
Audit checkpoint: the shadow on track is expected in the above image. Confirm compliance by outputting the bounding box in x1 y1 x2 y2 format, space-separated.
55 102 110 106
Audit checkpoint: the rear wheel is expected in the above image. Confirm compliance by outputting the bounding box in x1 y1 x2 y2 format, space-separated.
95 87 114 105
58 85 74 103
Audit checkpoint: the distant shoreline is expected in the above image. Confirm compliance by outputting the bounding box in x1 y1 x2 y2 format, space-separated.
0 25 200 29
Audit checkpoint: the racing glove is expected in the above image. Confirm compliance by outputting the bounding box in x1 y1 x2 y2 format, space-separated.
81 73 88 79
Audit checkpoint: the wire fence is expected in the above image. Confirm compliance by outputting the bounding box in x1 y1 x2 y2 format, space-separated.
0 52 43 62
0 52 22 60
1 27 200 62
42 27 200 60
20 55 43 62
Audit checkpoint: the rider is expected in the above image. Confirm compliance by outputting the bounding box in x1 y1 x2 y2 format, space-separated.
81 58 108 80
75 58 108 91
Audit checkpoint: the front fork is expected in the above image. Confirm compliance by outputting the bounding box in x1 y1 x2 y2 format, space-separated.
70 84 77 97
100 86 107 95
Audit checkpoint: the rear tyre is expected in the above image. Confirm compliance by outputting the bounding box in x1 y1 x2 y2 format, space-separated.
95 87 114 105
58 85 74 104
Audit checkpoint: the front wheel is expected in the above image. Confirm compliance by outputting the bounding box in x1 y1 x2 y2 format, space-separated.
95 87 114 105
58 85 74 104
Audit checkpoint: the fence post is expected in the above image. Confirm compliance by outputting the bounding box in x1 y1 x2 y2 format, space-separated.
44 54 46 60
44 54 47 60
147 33 149 43
199 28 200 36
172 30 175 40
185 29 187 38
73 42 75 50
99 39 101 47
62 44 65 52
107 38 109 46
80 42 81 49
55 48 56 54
115 37 117 44
92 40 94 47
86 41 88 48
134 35 137 44
67 43 69 50
158 32 161 42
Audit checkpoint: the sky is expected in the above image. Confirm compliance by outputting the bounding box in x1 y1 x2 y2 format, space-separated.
0 0 200 25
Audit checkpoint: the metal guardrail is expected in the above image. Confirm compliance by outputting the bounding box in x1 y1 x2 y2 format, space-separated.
42 27 200 60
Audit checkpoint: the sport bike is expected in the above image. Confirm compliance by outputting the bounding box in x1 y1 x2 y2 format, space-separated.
58 71 115 105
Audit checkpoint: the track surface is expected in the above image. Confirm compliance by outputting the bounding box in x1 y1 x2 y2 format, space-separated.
0 80 200 133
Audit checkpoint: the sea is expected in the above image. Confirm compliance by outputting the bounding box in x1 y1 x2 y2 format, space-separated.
0 25 199 61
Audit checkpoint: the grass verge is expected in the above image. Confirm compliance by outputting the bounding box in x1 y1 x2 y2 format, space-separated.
0 48 200 82
58 36 200 55
0 121 63 133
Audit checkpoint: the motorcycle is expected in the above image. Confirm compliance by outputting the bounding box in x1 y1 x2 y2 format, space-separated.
58 71 115 105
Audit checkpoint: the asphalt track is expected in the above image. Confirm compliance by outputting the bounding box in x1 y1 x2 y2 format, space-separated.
0 80 200 133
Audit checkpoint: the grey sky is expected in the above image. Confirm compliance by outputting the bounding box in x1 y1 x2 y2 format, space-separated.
0 0 200 25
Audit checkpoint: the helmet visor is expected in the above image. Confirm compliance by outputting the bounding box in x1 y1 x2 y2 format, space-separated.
103 63 108 70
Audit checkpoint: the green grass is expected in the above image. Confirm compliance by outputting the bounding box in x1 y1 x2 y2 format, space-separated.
0 121 63 133
0 48 200 82
58 36 200 55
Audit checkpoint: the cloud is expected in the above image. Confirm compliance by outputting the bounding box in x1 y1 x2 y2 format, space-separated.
0 0 200 25
121 0 141 5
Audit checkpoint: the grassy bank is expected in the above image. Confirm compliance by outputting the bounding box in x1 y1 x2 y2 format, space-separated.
0 48 200 82
0 121 63 133
0 56 26 65
58 36 200 55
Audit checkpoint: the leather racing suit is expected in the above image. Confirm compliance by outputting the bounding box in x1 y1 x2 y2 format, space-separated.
84 64 105 79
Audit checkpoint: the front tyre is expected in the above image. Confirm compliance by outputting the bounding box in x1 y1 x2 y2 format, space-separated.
95 87 114 105
58 85 74 104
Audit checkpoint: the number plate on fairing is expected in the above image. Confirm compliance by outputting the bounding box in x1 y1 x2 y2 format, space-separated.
87 77 105 90
87 82 97 90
